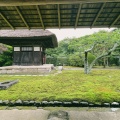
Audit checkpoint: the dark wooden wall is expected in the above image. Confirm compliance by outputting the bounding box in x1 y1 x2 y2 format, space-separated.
13 51 43 65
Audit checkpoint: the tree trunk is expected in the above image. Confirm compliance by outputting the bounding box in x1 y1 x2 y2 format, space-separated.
84 42 119 74
84 52 89 74
106 57 109 66
119 56 120 66
103 57 106 68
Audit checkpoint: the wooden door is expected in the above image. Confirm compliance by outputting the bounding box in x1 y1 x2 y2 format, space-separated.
21 52 33 65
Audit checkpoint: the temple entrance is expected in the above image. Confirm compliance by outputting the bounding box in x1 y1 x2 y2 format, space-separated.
21 47 33 65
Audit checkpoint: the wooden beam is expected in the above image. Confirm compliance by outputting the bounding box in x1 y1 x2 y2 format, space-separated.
75 4 82 28
0 0 119 6
0 25 118 30
0 12 14 29
91 3 106 28
110 14 120 27
15 6 30 29
58 4 61 29
44 25 113 28
36 5 45 29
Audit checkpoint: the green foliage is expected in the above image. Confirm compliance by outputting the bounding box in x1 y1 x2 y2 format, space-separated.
46 56 57 65
56 57 68 66
46 29 120 67
0 45 13 66
68 52 83 67
88 53 96 64
46 56 68 66
0 69 120 103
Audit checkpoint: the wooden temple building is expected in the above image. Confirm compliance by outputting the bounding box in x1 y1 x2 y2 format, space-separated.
0 30 58 66
0 30 58 74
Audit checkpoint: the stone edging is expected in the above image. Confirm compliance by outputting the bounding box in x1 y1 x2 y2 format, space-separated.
0 100 120 108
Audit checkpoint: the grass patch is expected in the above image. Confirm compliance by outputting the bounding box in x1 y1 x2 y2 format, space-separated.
0 69 120 103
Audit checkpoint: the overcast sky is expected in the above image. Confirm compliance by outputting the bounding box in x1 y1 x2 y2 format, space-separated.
48 28 115 41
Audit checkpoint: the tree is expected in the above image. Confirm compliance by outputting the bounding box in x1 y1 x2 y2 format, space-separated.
0 45 13 66
84 42 120 74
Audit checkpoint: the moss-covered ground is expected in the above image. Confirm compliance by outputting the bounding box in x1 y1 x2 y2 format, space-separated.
0 69 120 103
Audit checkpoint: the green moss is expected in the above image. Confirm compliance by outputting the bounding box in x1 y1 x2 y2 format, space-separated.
0 69 120 103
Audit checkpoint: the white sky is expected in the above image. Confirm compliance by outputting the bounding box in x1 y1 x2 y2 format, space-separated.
48 28 115 41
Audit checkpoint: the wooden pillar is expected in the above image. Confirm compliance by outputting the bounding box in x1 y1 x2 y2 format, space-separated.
42 48 46 64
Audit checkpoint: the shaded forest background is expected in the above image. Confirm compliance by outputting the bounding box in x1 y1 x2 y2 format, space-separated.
46 29 120 67
0 44 12 66
0 29 120 67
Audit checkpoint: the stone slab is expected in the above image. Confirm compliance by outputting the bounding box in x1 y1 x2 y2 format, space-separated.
0 108 120 120
68 111 119 120
0 109 50 120
0 80 18 90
